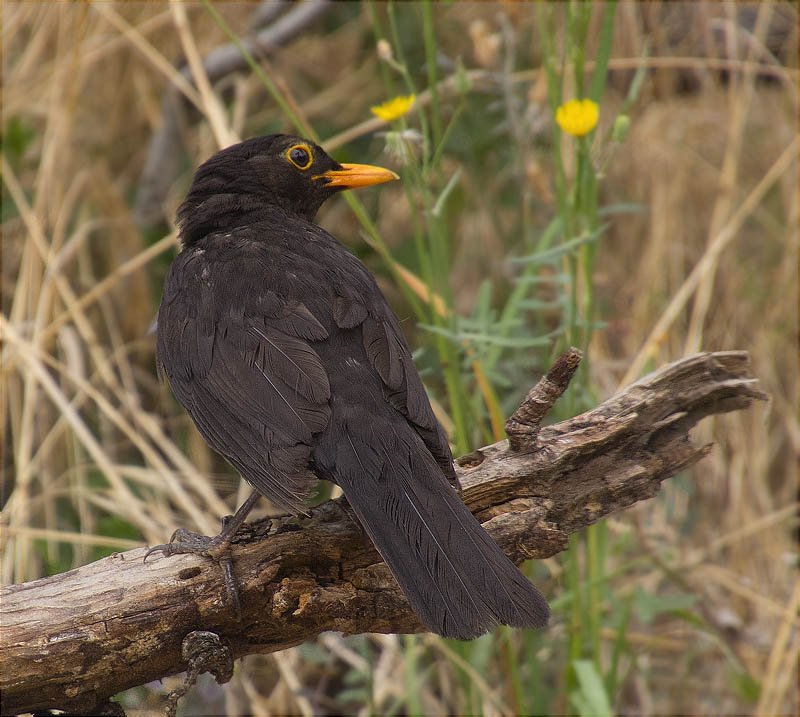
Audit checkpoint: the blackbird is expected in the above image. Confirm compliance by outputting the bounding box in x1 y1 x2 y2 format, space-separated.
151 134 549 639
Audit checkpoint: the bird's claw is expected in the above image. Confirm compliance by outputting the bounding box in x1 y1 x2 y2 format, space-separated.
143 529 242 620
144 529 222 559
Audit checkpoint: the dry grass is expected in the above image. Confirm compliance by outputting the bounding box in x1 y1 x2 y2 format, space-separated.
2 2 797 715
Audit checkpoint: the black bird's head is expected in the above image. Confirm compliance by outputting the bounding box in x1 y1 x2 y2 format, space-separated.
177 134 398 246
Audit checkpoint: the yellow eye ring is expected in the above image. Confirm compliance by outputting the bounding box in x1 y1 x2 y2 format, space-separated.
286 144 313 170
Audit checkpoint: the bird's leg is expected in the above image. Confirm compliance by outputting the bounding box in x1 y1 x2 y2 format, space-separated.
335 495 367 536
144 490 262 618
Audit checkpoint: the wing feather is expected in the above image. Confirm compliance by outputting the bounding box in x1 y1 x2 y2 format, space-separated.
272 300 329 341
333 293 368 329
249 325 331 404
362 317 404 390
157 247 331 513
360 310 457 483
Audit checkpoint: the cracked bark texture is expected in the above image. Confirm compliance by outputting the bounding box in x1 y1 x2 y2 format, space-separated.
0 351 766 715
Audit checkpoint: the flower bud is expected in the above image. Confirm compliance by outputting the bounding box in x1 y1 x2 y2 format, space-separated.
612 114 631 143
377 39 393 62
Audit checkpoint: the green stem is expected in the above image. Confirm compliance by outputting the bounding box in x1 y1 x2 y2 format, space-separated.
387 1 431 164
586 524 602 666
404 634 422 716
421 0 442 149
590 1 618 102
367 0 396 96
430 97 465 170
342 192 425 322
567 532 583 692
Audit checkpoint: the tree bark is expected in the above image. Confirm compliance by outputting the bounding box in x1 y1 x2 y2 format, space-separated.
0 351 766 715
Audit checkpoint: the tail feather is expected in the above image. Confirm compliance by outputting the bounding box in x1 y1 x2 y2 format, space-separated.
333 428 549 640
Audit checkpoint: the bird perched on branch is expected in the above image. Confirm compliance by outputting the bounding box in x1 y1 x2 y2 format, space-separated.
149 134 549 639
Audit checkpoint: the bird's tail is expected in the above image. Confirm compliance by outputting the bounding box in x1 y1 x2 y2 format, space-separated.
333 428 549 640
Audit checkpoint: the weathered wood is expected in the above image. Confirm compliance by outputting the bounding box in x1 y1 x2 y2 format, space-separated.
0 351 766 715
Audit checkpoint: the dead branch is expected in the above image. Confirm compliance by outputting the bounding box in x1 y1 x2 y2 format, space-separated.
0 351 766 715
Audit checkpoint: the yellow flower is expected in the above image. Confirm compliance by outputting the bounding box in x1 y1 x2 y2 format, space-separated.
371 94 416 121
555 98 599 137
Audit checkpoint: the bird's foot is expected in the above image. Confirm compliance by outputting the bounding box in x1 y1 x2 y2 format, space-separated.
145 527 242 619
145 491 262 620
144 527 232 560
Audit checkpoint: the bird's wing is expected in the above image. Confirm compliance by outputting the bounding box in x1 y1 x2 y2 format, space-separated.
332 279 457 483
156 247 331 513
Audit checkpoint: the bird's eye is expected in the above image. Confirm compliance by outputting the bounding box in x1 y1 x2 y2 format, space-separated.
287 144 313 170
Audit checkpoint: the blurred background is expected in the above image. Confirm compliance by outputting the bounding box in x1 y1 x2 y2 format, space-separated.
2 2 797 715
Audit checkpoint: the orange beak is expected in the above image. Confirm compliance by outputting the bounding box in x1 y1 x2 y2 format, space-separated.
315 163 399 189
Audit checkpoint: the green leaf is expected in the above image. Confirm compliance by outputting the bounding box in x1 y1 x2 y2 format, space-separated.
454 55 471 93
514 272 570 286
296 642 334 665
430 168 462 217
624 41 650 107
598 202 647 217
337 687 370 703
607 591 635 697
512 225 608 265
569 659 613 717
516 298 568 311
419 323 556 348
2 116 35 166
635 586 699 624
730 669 761 703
